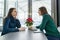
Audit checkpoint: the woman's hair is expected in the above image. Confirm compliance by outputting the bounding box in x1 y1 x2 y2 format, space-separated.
6 8 16 18
3 8 16 25
39 7 48 15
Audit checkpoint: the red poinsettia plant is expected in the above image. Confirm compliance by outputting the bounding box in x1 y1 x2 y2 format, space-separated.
25 18 33 26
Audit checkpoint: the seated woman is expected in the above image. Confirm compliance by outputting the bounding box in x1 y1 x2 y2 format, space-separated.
36 7 60 40
1 8 25 36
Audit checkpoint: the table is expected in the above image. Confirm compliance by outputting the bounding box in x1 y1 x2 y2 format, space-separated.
0 29 48 40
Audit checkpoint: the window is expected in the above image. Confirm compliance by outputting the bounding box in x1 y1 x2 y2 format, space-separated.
0 0 4 26
32 0 51 26
17 0 28 26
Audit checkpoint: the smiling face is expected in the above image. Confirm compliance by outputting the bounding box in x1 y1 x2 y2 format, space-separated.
11 9 17 18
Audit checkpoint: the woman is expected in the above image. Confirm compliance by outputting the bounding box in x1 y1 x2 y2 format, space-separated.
36 7 60 40
1 8 25 36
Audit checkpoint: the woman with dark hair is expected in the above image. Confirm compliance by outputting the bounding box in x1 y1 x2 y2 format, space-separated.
36 7 60 40
1 8 25 36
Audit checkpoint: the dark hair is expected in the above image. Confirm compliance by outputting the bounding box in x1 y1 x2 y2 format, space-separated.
39 7 48 15
3 8 16 25
6 8 16 18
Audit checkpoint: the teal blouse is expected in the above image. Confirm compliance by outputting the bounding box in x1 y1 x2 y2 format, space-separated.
36 14 60 37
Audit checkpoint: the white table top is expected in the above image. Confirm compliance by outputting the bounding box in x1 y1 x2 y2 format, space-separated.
0 29 48 40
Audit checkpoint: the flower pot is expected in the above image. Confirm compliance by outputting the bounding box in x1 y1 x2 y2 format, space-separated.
28 26 32 30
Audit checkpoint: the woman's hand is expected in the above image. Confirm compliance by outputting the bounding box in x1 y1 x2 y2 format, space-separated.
18 27 26 31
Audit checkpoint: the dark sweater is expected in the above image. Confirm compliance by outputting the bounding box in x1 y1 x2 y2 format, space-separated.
1 16 21 36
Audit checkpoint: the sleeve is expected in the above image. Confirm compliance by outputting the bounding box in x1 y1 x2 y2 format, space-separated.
36 15 49 31
16 19 21 28
3 18 19 32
